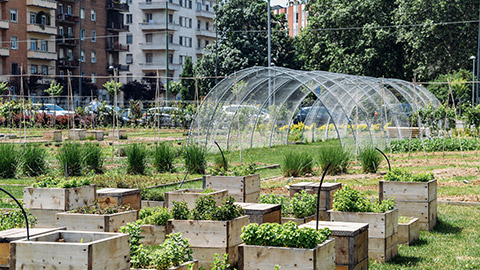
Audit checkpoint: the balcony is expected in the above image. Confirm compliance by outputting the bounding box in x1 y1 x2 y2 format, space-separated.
139 1 180 11
27 24 57 35
195 47 204 55
140 62 181 71
139 42 180 51
196 9 214 19
107 22 129 32
57 14 79 24
0 20 9 30
196 28 215 38
107 43 129 52
139 22 180 31
107 1 129 12
57 36 77 47
58 59 79 68
27 50 57 60
0 47 9 57
26 0 56 9
107 64 130 72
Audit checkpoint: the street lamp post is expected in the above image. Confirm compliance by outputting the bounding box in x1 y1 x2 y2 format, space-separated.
471 56 476 106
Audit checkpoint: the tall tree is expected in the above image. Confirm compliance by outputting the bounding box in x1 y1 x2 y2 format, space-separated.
180 56 195 101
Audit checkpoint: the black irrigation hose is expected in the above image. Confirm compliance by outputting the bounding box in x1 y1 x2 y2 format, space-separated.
375 147 391 172
0 187 30 241
214 141 227 171
316 162 332 231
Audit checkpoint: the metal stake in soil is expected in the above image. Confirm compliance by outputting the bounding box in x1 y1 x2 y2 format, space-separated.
0 187 30 240
316 162 331 231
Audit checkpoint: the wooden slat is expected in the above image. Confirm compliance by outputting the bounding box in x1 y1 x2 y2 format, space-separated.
328 209 398 238
192 246 238 269
204 174 260 203
380 180 437 202
29 209 62 228
141 200 164 208
282 214 317 225
301 221 369 237
395 200 437 231
24 186 96 211
90 233 130 270
165 189 228 210
55 210 138 232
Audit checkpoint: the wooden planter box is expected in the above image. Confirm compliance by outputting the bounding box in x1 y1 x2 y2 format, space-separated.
238 239 335 270
29 209 63 228
97 188 142 210
86 130 104 141
164 188 228 210
289 182 342 210
10 231 129 270
132 260 199 270
43 130 62 142
168 215 249 269
0 227 65 269
301 221 369 270
282 214 317 225
398 217 420 245
380 180 437 231
110 129 127 139
203 174 260 203
235 203 281 224
141 200 165 208
24 185 97 211
328 209 398 262
68 128 86 140
140 224 170 245
55 210 139 232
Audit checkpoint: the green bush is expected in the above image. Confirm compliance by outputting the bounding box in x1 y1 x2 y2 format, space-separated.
183 144 206 174
259 194 291 217
82 142 103 173
332 186 395 213
241 221 331 249
317 145 351 175
126 143 148 175
281 151 313 177
384 167 434 182
358 145 382 173
20 144 46 176
171 201 189 220
153 143 175 173
0 144 18 178
0 209 37 231
57 142 83 176
139 207 171 226
290 190 317 218
141 188 164 201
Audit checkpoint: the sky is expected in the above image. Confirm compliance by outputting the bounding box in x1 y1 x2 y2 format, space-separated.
269 0 287 7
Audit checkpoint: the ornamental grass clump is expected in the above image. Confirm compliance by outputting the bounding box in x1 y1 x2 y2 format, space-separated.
0 143 18 178
57 142 83 176
241 221 331 249
183 144 206 174
126 143 148 175
317 144 351 175
384 167 434 182
333 185 395 213
82 142 104 174
281 151 313 177
20 144 46 176
358 145 382 173
153 143 175 173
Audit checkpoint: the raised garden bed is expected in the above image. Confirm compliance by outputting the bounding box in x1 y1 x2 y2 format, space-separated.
398 217 420 245
42 130 62 142
97 188 142 210
164 188 228 210
68 128 86 140
138 206 171 245
235 202 281 224
289 182 342 210
110 129 127 139
86 130 104 141
203 174 260 203
9 231 129 270
260 191 321 225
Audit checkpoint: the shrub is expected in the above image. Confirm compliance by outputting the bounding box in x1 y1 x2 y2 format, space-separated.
384 167 434 182
290 190 317 218
171 201 189 220
126 143 148 175
0 143 18 178
57 142 83 176
141 188 164 201
332 186 395 213
183 144 206 174
211 253 231 270
241 221 331 249
139 207 171 226
82 142 103 174
153 143 175 173
172 195 244 221
358 145 382 173
0 209 37 231
317 144 351 175
281 151 313 177
20 144 46 176
259 194 291 217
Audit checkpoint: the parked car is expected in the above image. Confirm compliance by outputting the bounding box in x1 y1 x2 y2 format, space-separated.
222 105 270 122
32 103 74 116
293 106 330 124
143 107 179 127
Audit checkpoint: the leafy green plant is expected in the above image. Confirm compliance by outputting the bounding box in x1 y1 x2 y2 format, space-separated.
171 201 190 220
211 253 231 270
358 145 382 173
0 209 37 231
332 186 395 213
139 207 171 226
212 196 244 221
384 167 434 182
141 188 164 201
317 145 351 175
398 216 413 224
259 194 291 217
153 143 175 173
20 144 46 176
32 176 91 188
241 221 331 249
390 137 480 153
57 142 83 176
119 221 147 268
82 142 104 174
183 144 206 174
191 195 217 220
70 203 131 214
290 190 317 218
281 151 313 177
0 143 18 178
126 143 148 175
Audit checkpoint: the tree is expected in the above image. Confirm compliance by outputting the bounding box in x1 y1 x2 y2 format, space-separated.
427 69 471 105
121 81 154 100
0 81 7 96
45 80 64 128
103 80 123 97
180 56 195 101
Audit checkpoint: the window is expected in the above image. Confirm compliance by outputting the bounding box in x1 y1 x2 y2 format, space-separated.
126 14 132 24
168 14 173 23
91 9 96 21
67 27 73 37
67 49 73 60
59 4 64 14
59 48 65 59
145 33 153 43
41 65 48 75
41 14 47 25
30 13 36 24
126 34 133 44
197 38 201 48
10 9 17 23
205 40 209 47
206 21 209 30
197 20 201 30
67 5 72 15
146 13 153 23
179 55 186 65
168 34 173 43
91 30 96 42
80 8 85 19
80 29 85 40
11 63 19 75
168 54 173 64
80 50 85 62
59 70 64 78
146 53 153 63
179 36 183 46
127 74 133 83
179 16 183 26
206 4 209 11
189 18 192 28
126 54 133 64
197 2 202 11
30 39 38 51
10 36 18 50
295 13 298 23
91 51 96 63
91 73 97 84
59 26 64 37
41 40 48 51
31 65 38 74
188 37 192 47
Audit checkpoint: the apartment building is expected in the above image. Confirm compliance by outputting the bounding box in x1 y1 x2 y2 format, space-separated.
118 0 216 91
272 0 307 37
